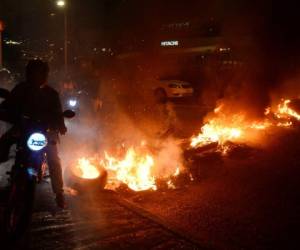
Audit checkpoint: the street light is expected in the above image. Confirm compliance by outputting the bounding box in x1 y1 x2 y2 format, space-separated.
56 0 68 75
56 0 65 7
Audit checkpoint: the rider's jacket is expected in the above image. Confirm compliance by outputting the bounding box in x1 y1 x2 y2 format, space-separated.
0 82 66 134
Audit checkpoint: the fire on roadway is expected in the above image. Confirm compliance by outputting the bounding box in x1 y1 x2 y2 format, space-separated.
1 1 300 249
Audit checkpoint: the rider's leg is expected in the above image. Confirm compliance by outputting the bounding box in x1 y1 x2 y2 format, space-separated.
46 143 65 208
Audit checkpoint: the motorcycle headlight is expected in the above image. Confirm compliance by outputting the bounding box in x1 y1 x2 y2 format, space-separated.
68 99 78 107
27 133 48 151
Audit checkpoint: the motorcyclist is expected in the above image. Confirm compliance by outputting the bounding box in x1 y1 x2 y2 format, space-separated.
0 59 67 208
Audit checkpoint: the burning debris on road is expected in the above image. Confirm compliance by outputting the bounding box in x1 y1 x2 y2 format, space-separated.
190 98 300 154
65 96 300 194
67 139 185 192
2 1 300 249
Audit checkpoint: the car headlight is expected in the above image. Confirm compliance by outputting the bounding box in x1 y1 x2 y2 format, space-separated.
68 99 78 107
27 133 48 151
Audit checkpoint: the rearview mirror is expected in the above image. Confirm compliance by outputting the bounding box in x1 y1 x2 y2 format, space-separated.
63 110 76 119
0 88 10 99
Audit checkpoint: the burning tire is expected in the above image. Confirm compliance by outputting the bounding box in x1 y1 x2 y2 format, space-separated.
64 160 107 192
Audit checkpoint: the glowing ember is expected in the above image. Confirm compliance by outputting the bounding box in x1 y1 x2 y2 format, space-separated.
276 121 293 127
103 148 157 191
250 120 272 130
167 180 176 189
174 167 180 176
73 158 100 179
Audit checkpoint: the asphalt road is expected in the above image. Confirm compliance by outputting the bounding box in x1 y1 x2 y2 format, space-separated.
125 129 300 250
28 184 199 250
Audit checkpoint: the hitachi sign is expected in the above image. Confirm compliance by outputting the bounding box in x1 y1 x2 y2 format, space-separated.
160 40 179 47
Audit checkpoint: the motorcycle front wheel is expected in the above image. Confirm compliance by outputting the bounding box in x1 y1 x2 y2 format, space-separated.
3 171 36 249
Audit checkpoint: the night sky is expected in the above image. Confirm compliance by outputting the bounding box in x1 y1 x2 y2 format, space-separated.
1 0 300 74
0 0 269 40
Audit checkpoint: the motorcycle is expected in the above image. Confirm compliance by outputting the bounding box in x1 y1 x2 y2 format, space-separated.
0 88 75 248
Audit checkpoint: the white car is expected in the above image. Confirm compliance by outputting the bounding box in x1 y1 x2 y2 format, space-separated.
153 80 194 99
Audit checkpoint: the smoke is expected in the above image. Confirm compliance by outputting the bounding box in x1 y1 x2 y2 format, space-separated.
60 0 300 185
59 71 186 188
154 138 184 178
199 1 300 126
198 0 300 117
60 121 100 172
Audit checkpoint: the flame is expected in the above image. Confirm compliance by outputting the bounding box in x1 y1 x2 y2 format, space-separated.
103 148 157 191
190 114 275 151
166 167 181 189
190 98 300 152
174 167 180 176
73 158 100 179
190 105 248 149
276 121 293 127
72 141 183 192
70 99 300 190
275 99 300 120
264 107 271 115
190 121 243 148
